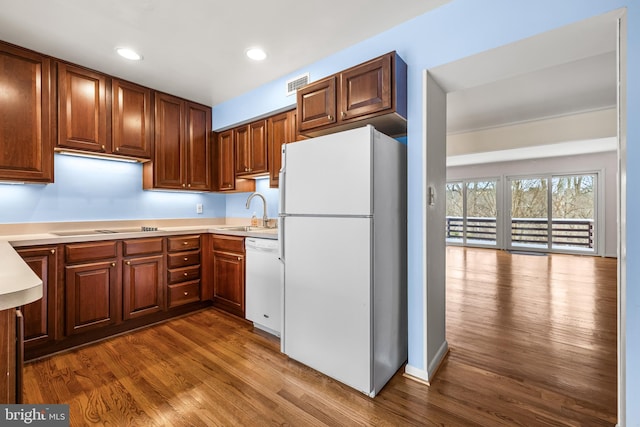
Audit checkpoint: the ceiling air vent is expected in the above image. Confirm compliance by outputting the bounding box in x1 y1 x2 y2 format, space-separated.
286 73 309 96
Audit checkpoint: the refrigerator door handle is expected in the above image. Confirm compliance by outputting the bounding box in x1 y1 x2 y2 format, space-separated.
279 145 286 215
278 216 285 262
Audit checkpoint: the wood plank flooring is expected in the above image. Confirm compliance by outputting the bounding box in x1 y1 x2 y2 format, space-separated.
23 247 617 426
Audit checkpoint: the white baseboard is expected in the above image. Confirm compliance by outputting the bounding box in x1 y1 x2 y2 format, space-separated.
404 340 449 385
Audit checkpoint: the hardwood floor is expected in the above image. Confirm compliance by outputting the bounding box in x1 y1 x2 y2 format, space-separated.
23 247 617 426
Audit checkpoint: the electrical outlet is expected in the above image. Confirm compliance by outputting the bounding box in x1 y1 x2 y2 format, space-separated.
196 203 203 214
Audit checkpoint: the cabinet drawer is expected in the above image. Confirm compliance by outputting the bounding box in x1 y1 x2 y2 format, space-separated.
167 251 200 269
167 235 200 252
65 241 117 264
123 237 164 257
168 281 200 308
212 235 244 253
168 265 200 284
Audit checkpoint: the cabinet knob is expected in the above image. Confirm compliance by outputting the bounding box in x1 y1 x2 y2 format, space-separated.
226 184 232 188
182 183 186 188
184 257 189 261
125 261 131 265
101 145 106 151
341 111 346 119
327 115 333 120
184 291 189 296
111 262 116 267
184 272 188 277
187 184 191 188
50 249 56 255
237 257 241 261
183 241 188 245
244 167 249 172
115 147 120 152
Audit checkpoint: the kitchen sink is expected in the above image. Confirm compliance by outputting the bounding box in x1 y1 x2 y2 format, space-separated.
212 225 278 234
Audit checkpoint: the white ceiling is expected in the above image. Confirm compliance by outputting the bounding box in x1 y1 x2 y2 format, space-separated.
0 1 619 137
0 0 449 107
433 9 619 134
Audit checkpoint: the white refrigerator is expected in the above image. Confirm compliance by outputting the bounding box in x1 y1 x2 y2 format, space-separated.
278 125 407 397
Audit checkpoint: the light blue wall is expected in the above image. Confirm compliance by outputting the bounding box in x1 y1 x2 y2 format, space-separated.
213 1 640 423
0 154 227 223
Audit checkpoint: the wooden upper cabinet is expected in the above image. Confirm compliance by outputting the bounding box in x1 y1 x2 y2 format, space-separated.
112 79 153 159
268 110 296 187
297 76 336 132
144 93 211 191
235 119 268 176
296 51 407 137
234 125 250 175
340 53 391 121
57 62 109 153
0 42 54 183
185 102 212 190
214 130 235 191
249 120 268 174
151 92 184 189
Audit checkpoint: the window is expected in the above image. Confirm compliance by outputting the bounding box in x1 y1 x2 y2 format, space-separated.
507 173 596 253
446 179 498 246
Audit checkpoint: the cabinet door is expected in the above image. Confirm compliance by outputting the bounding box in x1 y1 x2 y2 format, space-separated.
339 53 391 121
214 130 236 191
0 309 17 404
153 92 185 189
57 62 109 152
213 251 245 317
123 255 164 320
185 102 212 190
249 120 268 174
296 76 336 132
16 247 57 347
268 110 295 187
234 125 250 175
0 43 54 183
65 261 119 335
112 79 152 159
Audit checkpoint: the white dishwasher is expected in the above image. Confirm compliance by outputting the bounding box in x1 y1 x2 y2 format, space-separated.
245 237 281 337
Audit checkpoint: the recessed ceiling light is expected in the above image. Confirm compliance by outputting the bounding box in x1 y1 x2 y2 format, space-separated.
116 47 143 61
246 47 267 61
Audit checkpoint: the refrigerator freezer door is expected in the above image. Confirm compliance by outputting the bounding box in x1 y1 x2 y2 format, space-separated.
281 126 373 216
283 216 372 395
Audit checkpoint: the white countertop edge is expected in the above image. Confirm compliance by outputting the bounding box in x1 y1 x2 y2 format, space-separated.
0 240 43 310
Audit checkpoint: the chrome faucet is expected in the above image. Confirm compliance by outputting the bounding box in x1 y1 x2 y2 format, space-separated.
245 192 269 227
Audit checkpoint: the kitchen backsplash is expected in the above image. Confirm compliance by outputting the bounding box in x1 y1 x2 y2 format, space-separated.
0 154 227 223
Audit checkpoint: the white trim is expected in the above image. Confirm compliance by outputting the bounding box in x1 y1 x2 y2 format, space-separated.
616 14 627 427
447 137 617 167
404 364 430 383
421 69 429 373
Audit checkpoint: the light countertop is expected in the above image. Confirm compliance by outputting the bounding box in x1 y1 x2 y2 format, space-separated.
0 219 278 309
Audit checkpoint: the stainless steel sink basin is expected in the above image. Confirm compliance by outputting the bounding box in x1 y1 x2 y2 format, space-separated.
213 225 277 234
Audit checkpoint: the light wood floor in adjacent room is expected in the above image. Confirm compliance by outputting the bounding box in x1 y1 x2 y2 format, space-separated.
23 247 618 426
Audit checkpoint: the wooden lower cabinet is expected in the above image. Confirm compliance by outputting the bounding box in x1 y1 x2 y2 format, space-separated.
65 260 119 335
15 235 213 361
16 246 58 350
123 255 164 320
167 235 202 308
122 237 165 320
212 235 245 317
0 309 17 403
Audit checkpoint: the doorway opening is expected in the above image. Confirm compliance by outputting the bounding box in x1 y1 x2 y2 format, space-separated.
424 8 625 424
